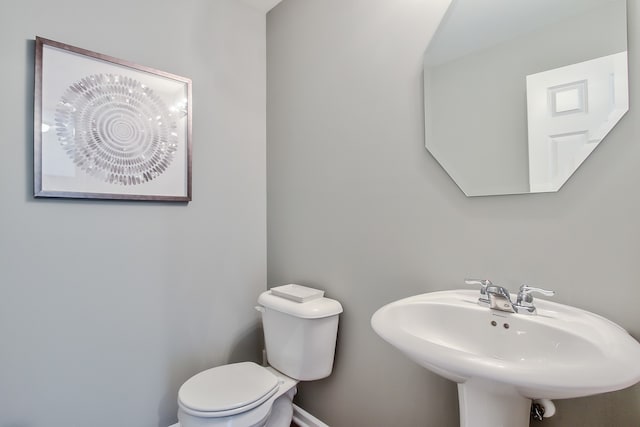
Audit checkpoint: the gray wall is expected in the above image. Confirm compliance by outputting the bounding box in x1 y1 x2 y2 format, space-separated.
267 0 640 426
0 1 266 426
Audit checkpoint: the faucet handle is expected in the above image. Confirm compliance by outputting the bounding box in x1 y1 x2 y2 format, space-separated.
464 278 492 295
517 284 555 304
465 279 493 306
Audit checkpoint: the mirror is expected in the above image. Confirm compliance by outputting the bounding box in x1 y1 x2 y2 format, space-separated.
423 0 628 196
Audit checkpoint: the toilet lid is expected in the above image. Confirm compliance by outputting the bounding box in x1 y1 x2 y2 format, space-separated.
178 362 279 414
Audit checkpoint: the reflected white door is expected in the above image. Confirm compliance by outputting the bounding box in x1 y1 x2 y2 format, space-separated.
525 51 628 192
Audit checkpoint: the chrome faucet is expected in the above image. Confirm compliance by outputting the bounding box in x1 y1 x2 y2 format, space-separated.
514 284 555 314
465 279 555 315
463 279 491 305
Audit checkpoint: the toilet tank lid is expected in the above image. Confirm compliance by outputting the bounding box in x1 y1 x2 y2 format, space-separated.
270 284 324 303
258 287 343 319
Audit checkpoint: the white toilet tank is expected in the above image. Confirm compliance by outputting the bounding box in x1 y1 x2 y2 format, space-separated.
258 285 343 381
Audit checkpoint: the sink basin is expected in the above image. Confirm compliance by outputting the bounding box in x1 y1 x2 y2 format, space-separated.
371 290 640 427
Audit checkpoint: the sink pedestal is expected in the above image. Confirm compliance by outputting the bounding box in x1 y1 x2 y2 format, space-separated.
458 378 531 427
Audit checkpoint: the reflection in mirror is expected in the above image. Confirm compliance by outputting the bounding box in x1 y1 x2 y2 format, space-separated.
423 0 628 196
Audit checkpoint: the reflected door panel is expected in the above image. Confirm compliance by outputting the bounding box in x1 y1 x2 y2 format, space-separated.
526 52 628 192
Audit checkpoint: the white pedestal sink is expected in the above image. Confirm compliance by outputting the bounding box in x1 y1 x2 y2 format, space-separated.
371 290 640 427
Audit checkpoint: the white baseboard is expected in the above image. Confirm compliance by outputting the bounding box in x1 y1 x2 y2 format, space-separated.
168 404 328 427
292 403 330 427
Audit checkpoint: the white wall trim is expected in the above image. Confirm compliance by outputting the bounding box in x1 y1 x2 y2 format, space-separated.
168 404 327 427
292 403 330 427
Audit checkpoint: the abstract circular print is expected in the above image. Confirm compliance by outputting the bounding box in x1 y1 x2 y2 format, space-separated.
54 74 179 186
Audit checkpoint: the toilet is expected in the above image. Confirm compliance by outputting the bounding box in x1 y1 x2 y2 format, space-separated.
176 284 343 427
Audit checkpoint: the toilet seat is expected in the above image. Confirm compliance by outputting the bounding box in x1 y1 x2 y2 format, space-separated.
178 362 279 417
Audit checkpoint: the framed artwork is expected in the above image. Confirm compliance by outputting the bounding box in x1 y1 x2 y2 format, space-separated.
34 37 192 201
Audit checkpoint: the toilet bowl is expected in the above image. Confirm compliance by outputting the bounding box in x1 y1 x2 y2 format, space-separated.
178 363 297 427
175 285 343 427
